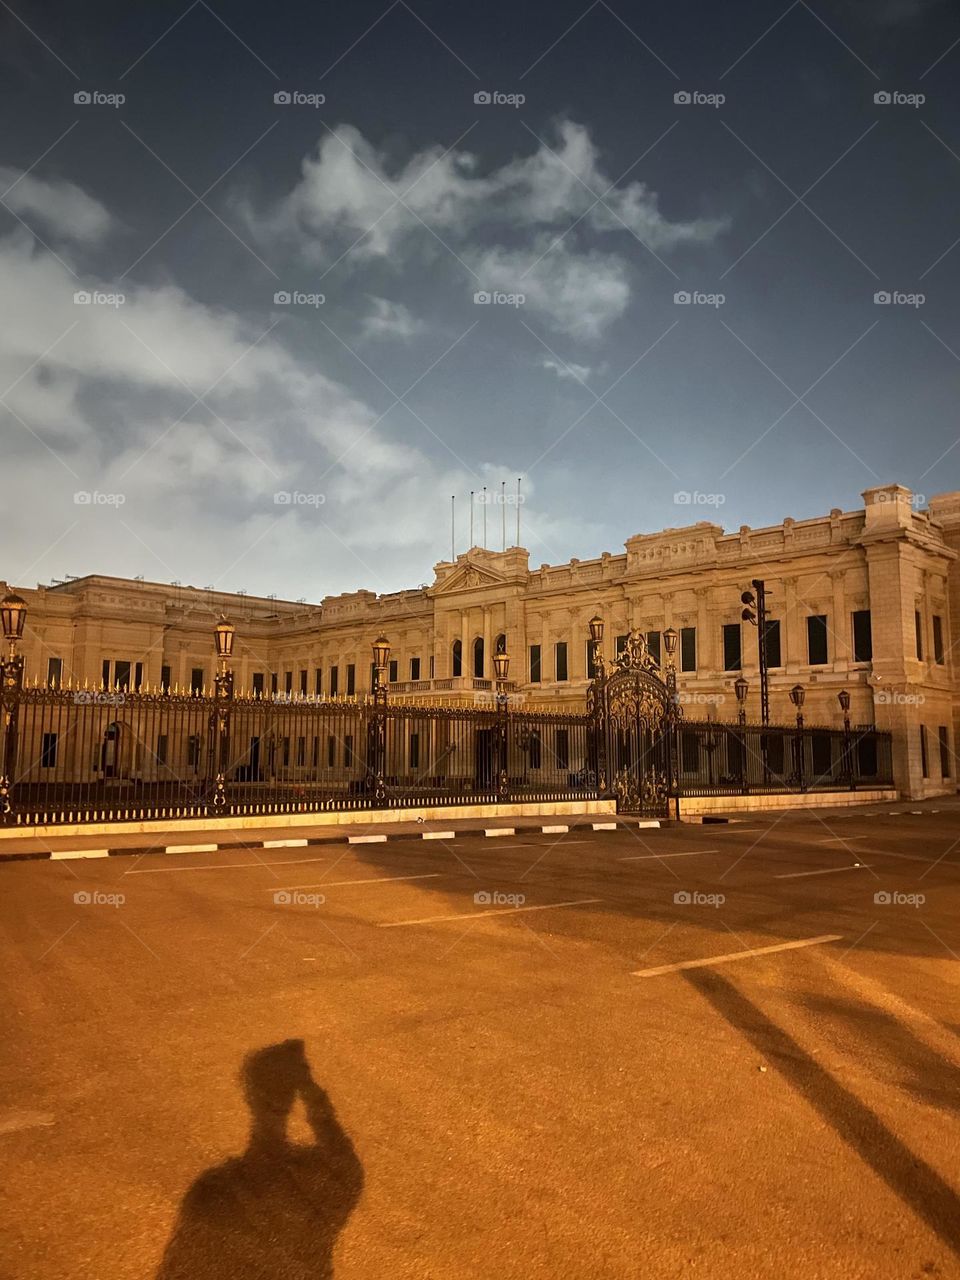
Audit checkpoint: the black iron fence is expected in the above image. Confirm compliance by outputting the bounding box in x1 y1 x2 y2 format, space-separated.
0 682 894 827
675 720 894 795
1 683 597 826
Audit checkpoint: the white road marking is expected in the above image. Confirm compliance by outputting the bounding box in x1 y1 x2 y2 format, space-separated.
775 865 871 879
268 873 442 891
632 934 842 978
0 1110 55 1135
379 898 602 928
262 838 308 849
422 831 456 840
51 848 110 860
541 824 569 834
126 854 332 874
484 828 515 837
165 843 219 854
619 850 719 861
348 834 387 844
815 835 869 843
592 822 618 831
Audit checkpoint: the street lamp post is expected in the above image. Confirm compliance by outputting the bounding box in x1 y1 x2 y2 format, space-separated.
493 649 510 801
838 688 853 789
587 615 608 799
211 616 235 813
663 627 681 818
789 683 806 791
0 594 27 823
370 634 390 803
734 674 749 727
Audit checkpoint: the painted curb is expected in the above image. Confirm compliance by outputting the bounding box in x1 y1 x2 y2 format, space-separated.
0 818 654 863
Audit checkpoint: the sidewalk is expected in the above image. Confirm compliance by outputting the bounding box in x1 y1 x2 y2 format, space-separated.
0 813 661 863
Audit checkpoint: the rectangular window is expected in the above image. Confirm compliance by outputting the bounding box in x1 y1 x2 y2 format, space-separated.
157 734 168 766
410 657 421 680
115 660 131 690
40 732 58 768
920 725 929 778
555 641 568 682
529 730 542 769
296 736 305 767
161 664 171 692
134 662 143 691
680 732 699 773
346 664 356 696
388 659 398 683
190 667 204 694
282 737 290 768
763 733 785 775
410 732 420 770
857 734 878 777
284 671 293 694
252 671 264 696
529 644 542 683
586 641 598 681
811 732 832 780
616 634 628 658
764 619 782 668
680 627 697 673
187 735 201 767
270 672 278 695
312 736 319 768
102 659 111 687
556 728 569 770
299 669 308 695
330 665 339 696
852 610 872 662
722 624 741 672
646 631 661 666
933 615 945 665
315 668 323 697
939 726 950 778
915 611 924 661
806 615 828 666
429 655 435 678
327 736 336 767
344 734 354 767
47 657 63 688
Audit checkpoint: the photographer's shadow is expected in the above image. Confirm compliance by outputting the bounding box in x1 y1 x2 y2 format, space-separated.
156 1039 363 1280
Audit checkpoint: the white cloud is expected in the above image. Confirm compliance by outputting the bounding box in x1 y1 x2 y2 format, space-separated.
0 168 115 244
540 356 592 383
242 119 727 259
472 241 630 340
0 218 532 594
362 296 423 340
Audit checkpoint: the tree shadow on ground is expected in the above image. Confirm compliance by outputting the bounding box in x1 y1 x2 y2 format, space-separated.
156 1039 362 1280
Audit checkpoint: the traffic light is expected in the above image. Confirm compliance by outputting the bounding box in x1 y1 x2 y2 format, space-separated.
741 589 757 626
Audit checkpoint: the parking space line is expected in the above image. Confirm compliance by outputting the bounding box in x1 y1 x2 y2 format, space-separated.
632 934 842 978
620 850 718 861
268 873 443 891
775 865 869 879
379 898 602 928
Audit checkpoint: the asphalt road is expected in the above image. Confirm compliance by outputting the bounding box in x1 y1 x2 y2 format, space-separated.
2 803 960 1279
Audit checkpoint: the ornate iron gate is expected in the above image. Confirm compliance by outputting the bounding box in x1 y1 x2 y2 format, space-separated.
587 630 677 818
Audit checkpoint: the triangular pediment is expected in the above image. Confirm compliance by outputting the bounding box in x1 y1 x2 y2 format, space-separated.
432 562 507 595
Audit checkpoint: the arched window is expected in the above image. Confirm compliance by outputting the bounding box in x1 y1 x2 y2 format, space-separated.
452 639 462 677
495 633 506 655
473 636 484 678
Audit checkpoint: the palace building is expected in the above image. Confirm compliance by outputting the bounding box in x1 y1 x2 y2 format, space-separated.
3 483 959 799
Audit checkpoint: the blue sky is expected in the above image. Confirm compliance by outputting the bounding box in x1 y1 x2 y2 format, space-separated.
1 0 959 598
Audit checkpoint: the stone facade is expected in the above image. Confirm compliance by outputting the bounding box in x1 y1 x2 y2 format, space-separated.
4 484 958 799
